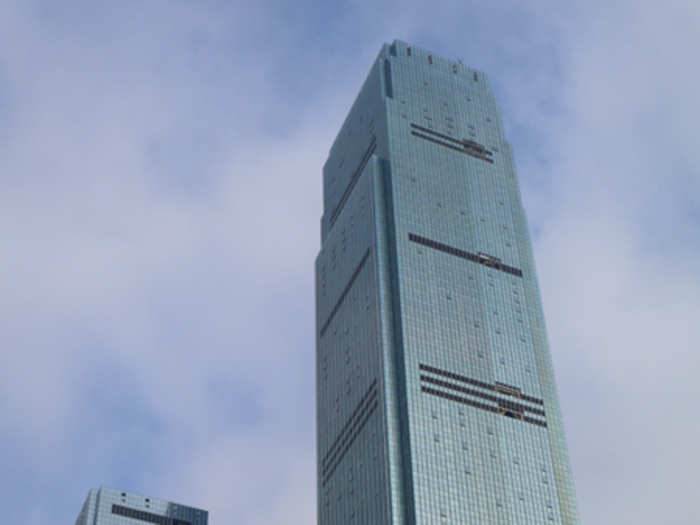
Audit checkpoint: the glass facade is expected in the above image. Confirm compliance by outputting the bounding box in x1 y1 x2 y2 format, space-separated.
74 486 208 525
316 40 579 524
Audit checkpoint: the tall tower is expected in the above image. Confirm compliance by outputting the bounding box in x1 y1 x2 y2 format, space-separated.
74 486 208 525
315 40 579 524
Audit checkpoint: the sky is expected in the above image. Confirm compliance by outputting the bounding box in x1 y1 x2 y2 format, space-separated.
1 0 699 524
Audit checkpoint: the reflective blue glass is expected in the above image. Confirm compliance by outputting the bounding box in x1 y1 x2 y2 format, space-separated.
316 40 579 524
74 486 208 525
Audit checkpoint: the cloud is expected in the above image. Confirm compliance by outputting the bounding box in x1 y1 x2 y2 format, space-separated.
0 2 326 522
526 2 700 523
1 0 699 524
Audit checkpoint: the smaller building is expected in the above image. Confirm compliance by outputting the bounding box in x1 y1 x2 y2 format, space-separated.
75 486 208 525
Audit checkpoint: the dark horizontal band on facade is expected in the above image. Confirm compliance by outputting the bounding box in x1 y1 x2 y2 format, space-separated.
111 505 191 525
322 381 379 486
409 233 523 278
322 379 378 467
319 248 371 337
420 375 546 417
322 399 378 486
419 363 544 406
421 386 547 428
321 390 377 476
410 123 492 154
322 391 377 477
329 136 377 228
410 123 494 163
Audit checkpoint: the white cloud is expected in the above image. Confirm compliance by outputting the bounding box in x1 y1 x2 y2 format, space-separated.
527 2 700 523
1 1 699 524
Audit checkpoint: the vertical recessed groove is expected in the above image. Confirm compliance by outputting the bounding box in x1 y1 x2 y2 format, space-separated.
384 59 394 99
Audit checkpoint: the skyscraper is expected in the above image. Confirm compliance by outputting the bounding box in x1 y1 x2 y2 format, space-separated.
315 40 579 524
74 486 208 525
